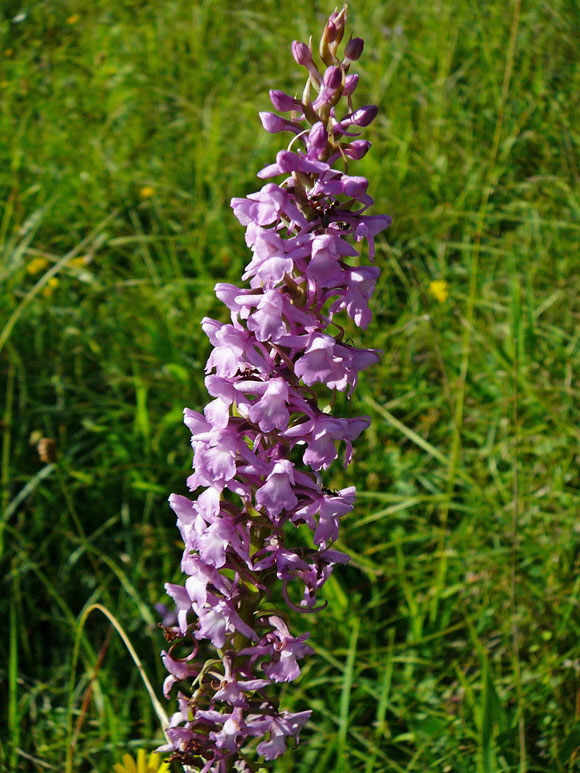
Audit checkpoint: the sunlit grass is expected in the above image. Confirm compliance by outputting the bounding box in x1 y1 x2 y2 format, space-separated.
1 0 579 771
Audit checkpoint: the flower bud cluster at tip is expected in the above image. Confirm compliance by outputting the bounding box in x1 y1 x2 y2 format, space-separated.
159 8 391 772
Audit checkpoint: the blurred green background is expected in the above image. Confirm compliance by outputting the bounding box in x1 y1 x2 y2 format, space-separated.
1 0 579 770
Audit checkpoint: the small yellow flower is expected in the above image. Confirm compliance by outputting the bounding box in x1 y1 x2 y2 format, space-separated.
27 257 50 275
112 749 170 773
41 277 59 297
68 256 88 270
66 14 80 25
139 186 155 199
428 279 449 304
4 48 13 57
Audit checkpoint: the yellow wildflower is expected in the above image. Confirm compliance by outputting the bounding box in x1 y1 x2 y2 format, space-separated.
112 750 170 773
66 14 80 25
139 186 155 199
428 279 449 304
42 277 59 297
68 256 87 270
27 257 50 275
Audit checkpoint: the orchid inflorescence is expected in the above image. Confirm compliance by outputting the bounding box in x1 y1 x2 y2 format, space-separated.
159 7 390 771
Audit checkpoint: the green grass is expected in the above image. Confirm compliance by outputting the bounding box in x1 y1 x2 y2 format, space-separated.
1 0 579 770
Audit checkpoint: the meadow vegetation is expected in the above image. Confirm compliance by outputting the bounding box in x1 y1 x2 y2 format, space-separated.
1 0 579 770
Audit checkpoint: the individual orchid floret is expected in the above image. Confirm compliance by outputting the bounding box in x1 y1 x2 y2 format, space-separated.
160 7 390 771
259 111 303 134
292 40 314 67
337 137 370 160
343 72 359 96
319 6 347 65
344 37 364 63
269 89 302 112
349 104 379 126
313 65 344 110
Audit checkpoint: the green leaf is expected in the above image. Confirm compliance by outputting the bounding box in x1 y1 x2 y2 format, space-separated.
559 723 580 765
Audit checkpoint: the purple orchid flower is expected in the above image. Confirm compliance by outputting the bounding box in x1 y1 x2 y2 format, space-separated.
159 7 390 770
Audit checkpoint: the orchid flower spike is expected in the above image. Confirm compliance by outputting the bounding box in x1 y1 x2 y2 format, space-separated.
159 9 390 771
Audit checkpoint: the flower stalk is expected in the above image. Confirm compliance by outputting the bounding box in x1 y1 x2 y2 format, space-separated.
159 8 390 772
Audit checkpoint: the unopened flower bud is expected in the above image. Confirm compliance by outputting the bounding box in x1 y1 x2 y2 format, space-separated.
351 104 378 127
292 40 313 66
323 65 343 90
270 89 302 112
344 37 364 62
259 112 300 134
343 139 372 160
307 122 328 157
292 40 322 86
328 7 347 44
343 73 359 96
313 66 344 110
319 6 347 65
